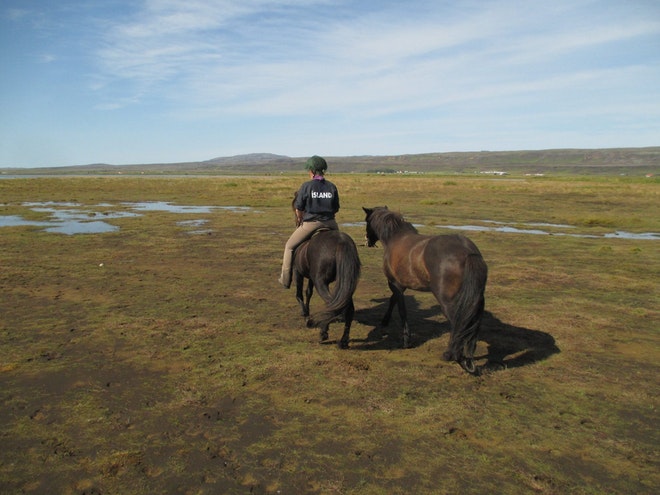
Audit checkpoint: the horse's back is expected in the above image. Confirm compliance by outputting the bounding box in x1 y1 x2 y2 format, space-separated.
385 232 485 293
424 233 482 260
425 232 476 249
309 229 356 252
387 232 476 266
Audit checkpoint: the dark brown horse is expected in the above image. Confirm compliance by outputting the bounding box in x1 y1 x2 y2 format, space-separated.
363 206 488 373
290 196 361 348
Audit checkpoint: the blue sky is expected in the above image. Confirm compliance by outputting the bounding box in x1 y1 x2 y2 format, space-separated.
1 0 659 167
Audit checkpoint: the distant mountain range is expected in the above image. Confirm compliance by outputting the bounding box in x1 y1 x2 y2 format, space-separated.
3 147 659 176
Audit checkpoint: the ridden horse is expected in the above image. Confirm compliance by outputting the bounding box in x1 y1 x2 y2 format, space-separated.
363 206 488 374
290 195 361 348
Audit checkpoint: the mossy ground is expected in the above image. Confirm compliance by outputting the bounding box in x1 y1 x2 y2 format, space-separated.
1 175 658 494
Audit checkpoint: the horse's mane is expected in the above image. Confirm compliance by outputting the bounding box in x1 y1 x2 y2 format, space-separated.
371 207 417 242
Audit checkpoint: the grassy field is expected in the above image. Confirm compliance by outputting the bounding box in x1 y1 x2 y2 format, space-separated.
1 174 658 494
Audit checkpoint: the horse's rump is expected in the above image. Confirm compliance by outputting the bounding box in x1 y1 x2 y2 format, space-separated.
305 230 360 317
292 227 361 348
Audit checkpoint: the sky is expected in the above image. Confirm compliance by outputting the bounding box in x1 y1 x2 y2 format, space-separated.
1 0 659 168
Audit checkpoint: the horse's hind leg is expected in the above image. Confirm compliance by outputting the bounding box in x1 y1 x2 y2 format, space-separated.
443 333 477 374
319 324 329 343
459 314 482 374
314 281 332 305
338 300 355 349
442 306 482 376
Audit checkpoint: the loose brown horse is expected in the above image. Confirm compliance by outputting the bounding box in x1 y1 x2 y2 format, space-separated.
290 195 361 348
363 206 488 374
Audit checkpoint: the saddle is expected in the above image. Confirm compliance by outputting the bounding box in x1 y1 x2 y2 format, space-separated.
310 227 332 238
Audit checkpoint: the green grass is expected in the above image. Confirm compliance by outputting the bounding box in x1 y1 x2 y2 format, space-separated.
0 175 658 494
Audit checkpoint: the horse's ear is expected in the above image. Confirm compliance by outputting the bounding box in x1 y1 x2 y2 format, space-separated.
362 207 371 214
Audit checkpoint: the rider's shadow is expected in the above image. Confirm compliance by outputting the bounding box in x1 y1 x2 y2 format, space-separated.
352 299 560 371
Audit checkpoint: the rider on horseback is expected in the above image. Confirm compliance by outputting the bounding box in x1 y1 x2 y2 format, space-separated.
279 155 340 288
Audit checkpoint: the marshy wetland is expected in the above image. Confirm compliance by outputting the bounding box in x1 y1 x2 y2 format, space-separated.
1 174 658 494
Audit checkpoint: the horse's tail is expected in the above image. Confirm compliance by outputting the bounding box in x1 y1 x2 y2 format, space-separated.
308 236 361 328
444 252 488 372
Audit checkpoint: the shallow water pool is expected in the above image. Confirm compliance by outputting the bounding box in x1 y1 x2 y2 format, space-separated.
0 201 256 235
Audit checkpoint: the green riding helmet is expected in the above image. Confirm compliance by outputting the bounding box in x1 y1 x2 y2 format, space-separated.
304 155 327 173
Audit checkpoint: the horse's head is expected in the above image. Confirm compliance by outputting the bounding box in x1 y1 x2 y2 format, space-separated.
362 206 386 247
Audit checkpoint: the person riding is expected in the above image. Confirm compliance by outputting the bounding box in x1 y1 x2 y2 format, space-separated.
279 155 340 288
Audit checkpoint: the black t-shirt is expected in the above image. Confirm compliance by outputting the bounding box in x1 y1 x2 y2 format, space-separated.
295 178 339 222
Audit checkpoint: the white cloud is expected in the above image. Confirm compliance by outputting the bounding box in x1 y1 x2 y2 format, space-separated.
6 8 30 21
4 0 656 166
92 0 658 121
39 54 56 63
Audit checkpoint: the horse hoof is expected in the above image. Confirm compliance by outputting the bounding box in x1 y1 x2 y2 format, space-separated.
338 340 349 349
319 331 329 342
459 358 479 375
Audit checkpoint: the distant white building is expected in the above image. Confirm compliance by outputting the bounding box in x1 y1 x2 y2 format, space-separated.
480 170 508 176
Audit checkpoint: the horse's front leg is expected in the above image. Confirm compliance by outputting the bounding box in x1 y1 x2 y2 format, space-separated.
383 282 410 347
295 272 308 317
304 279 314 317
381 292 397 326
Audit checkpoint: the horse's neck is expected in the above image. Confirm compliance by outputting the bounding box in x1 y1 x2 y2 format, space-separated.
382 223 417 244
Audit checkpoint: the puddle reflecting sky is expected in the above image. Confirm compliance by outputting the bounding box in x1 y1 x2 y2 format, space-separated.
0 215 53 228
123 201 215 214
341 221 658 241
436 221 659 240
45 221 119 235
0 201 255 235
123 201 254 214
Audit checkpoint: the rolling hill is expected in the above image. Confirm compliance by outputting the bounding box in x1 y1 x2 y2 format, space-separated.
2 147 659 176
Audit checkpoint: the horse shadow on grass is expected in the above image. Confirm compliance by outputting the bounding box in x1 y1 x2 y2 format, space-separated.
347 296 560 371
